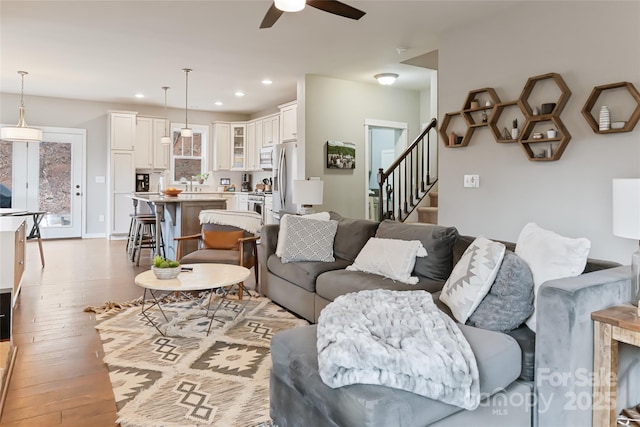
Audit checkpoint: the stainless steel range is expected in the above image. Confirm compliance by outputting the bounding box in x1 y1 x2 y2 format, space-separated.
248 192 267 222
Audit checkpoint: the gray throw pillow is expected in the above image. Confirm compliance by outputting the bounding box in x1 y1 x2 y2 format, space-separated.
279 216 338 264
329 212 379 262
466 251 534 332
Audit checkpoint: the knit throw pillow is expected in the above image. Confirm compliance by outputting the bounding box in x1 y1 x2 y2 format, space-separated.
277 215 338 263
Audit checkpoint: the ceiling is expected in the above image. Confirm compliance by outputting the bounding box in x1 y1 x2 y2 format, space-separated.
0 1 516 115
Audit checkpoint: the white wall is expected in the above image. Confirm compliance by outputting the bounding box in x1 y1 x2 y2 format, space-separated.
0 93 247 235
437 1 640 264
303 75 422 218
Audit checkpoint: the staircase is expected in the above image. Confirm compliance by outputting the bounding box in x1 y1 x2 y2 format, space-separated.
377 118 438 223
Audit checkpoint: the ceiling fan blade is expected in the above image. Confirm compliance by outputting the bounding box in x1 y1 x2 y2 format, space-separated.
307 0 366 20
260 2 285 29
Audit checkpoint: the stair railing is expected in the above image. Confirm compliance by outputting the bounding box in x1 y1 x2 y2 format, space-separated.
377 118 438 222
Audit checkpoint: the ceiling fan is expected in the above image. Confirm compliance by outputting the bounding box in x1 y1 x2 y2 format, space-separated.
260 0 366 29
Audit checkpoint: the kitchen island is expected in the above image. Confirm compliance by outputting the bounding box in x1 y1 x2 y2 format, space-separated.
130 193 226 259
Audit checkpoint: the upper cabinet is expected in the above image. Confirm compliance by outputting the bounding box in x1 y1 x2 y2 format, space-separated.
246 121 260 171
135 116 169 169
231 123 246 170
108 112 136 151
212 122 231 171
262 114 280 146
279 101 297 142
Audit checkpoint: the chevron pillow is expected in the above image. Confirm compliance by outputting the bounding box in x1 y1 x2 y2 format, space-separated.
278 215 338 263
440 237 506 324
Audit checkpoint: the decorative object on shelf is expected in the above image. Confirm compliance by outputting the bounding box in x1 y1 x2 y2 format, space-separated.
511 118 519 139
581 82 640 134
481 111 488 123
599 105 611 131
470 99 479 109
547 128 557 138
532 132 543 139
501 127 511 140
1 70 43 143
611 178 640 305
326 141 355 169
449 131 457 146
181 68 193 138
152 255 181 280
532 106 540 116
160 86 171 145
612 121 626 129
485 100 492 107
547 144 553 158
541 103 556 115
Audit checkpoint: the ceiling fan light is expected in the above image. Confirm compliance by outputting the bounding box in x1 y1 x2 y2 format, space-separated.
375 73 399 86
275 0 305 12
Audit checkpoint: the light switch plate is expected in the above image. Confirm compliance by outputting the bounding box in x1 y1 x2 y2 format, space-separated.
464 175 480 188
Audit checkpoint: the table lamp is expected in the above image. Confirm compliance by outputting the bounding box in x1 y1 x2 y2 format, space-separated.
612 178 640 306
293 179 323 215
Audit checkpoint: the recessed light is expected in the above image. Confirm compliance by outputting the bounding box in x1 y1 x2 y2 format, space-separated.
235 91 245 97
262 79 273 85
135 93 145 98
214 101 223 106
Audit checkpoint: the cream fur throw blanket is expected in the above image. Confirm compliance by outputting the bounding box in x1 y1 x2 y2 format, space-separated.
317 289 480 410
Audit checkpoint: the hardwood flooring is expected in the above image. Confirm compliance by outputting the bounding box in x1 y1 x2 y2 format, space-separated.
1 238 158 426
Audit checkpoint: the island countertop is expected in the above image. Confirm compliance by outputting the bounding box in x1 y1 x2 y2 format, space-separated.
130 193 228 203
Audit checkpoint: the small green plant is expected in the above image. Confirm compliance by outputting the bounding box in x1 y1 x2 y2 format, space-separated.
153 255 179 268
512 118 518 129
195 172 209 181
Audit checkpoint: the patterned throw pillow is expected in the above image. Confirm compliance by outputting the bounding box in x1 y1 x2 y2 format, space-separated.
440 237 506 324
278 215 338 263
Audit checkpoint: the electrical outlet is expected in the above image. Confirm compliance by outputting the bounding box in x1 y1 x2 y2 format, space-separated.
464 175 480 188
98 215 105 222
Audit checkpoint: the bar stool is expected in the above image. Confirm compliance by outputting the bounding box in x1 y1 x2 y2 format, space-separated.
126 213 155 258
131 216 165 265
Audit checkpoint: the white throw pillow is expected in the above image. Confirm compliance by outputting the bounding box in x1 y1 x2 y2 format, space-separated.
440 237 506 324
515 223 591 332
277 215 338 263
276 212 330 257
345 237 427 284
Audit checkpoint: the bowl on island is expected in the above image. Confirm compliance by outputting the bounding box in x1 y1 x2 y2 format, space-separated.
162 188 183 197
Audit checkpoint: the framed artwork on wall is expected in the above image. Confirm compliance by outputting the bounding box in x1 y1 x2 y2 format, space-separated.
326 141 356 169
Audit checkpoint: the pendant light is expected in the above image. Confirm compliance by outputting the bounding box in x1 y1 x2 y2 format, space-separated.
160 86 171 145
1 71 43 142
181 68 193 138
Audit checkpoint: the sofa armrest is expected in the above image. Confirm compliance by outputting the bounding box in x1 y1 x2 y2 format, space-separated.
261 224 279 260
536 266 636 427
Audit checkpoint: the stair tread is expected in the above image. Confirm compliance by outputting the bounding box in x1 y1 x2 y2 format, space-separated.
417 206 438 211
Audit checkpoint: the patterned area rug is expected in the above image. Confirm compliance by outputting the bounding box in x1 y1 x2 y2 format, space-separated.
94 294 307 427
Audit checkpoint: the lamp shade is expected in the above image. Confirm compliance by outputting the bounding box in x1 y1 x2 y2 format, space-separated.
292 179 323 206
613 178 640 240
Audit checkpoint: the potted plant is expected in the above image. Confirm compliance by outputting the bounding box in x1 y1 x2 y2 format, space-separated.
511 118 519 139
195 172 209 184
152 255 181 279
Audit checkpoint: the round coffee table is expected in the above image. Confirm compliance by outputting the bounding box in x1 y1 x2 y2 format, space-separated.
134 263 251 335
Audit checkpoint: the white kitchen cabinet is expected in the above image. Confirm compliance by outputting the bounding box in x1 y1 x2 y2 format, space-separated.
246 121 261 171
235 193 249 211
108 112 136 151
279 101 297 142
212 122 231 171
135 117 169 169
109 150 135 236
231 123 246 170
219 193 235 210
262 114 280 146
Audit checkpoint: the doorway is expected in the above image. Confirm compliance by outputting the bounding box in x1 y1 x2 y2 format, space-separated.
6 127 85 239
363 119 408 220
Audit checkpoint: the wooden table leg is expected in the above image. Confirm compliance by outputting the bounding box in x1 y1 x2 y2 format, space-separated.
593 321 618 427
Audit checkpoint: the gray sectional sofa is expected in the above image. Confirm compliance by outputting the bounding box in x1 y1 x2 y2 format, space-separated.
259 213 637 427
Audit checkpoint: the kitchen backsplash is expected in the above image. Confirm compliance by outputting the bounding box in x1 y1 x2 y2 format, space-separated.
136 169 272 192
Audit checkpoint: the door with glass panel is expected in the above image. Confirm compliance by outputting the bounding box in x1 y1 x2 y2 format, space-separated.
2 128 85 239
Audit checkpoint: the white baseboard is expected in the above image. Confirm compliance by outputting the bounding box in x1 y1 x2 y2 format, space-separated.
83 233 106 239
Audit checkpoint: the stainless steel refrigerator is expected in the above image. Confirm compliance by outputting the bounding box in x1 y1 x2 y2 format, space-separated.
271 142 298 222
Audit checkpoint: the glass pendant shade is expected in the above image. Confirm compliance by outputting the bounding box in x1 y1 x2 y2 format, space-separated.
275 0 305 12
181 68 192 138
1 71 42 142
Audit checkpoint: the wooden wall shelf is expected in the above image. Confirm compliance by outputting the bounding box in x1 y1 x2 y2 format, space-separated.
440 88 500 148
581 81 640 134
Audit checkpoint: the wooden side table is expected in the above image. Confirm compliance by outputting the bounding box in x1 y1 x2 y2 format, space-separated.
591 305 640 427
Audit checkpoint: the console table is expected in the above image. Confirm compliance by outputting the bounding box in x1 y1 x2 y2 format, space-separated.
592 305 640 427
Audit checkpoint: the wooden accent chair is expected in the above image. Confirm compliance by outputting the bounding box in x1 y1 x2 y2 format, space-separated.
174 223 259 299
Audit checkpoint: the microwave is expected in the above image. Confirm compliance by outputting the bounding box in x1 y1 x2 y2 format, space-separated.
260 146 274 170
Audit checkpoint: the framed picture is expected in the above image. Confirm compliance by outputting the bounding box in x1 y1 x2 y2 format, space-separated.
326 141 356 169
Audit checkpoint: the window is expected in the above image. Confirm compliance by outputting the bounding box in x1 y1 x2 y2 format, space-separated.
170 123 208 183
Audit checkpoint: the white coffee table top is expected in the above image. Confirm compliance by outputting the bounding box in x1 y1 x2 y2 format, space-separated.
134 263 250 292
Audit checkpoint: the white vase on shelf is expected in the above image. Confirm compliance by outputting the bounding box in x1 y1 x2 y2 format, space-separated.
511 128 519 139
599 106 610 131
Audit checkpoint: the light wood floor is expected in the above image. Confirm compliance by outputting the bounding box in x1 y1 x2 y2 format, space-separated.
1 239 158 426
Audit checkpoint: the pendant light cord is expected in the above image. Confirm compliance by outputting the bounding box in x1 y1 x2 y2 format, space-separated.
18 70 27 107
183 68 191 129
162 86 170 137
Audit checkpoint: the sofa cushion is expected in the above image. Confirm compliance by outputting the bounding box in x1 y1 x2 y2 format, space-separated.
375 220 458 281
277 215 339 263
271 324 521 427
440 237 506 324
515 222 591 331
267 254 351 293
345 238 427 284
467 251 535 332
329 211 379 262
316 270 445 303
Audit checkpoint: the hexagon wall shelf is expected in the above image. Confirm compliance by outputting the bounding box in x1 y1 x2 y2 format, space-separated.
581 81 640 134
518 115 571 162
489 100 526 143
439 111 473 147
519 72 571 118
